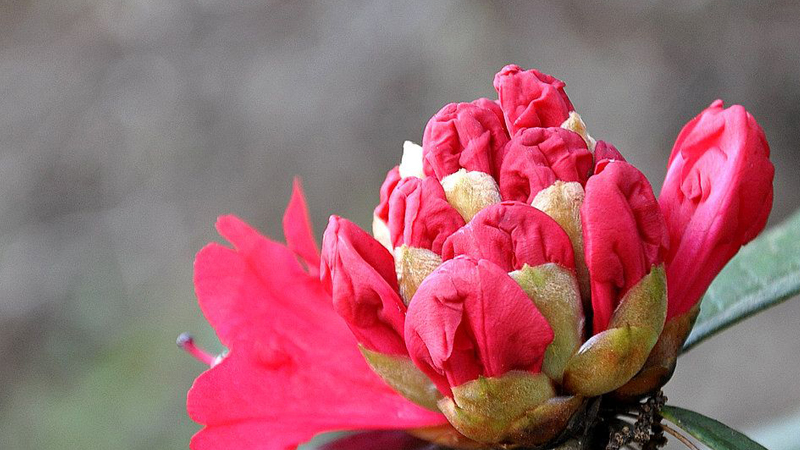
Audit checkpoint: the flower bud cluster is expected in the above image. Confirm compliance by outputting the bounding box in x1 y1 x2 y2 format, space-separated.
320 65 774 447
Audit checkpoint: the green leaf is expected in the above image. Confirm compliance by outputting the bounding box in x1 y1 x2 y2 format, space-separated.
661 406 767 450
682 210 800 352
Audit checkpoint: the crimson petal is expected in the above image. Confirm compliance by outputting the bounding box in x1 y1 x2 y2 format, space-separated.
442 202 574 272
284 178 321 277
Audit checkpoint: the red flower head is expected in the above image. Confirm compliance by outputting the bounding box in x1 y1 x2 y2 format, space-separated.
183 67 773 450
660 100 774 320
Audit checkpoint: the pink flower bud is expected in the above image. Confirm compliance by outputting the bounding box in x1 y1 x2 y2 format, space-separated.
422 102 509 180
582 161 669 333
404 257 554 396
493 64 574 135
388 177 466 254
321 216 408 355
660 100 774 319
498 127 592 203
442 202 575 272
374 166 401 225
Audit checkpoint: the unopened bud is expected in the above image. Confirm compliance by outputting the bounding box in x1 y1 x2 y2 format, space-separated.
532 181 590 309
561 111 596 152
394 244 441 305
399 141 426 179
440 169 501 222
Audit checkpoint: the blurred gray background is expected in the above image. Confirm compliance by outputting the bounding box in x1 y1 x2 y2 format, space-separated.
1 1 799 449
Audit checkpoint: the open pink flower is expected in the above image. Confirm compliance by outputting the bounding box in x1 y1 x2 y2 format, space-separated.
183 66 774 450
186 181 447 450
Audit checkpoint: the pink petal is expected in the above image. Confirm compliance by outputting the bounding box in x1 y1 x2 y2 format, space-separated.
660 100 774 319
472 97 507 133
422 101 509 180
581 161 668 333
404 257 554 396
374 166 401 224
493 64 574 135
593 140 626 168
498 127 592 203
283 178 321 277
388 177 466 254
190 215 445 450
442 201 575 272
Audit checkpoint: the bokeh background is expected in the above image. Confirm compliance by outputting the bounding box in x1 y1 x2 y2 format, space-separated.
1 1 799 449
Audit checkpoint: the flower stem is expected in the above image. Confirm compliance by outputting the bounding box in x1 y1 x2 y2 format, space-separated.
660 423 700 450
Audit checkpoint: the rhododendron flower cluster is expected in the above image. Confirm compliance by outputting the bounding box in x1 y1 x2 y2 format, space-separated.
183 65 773 450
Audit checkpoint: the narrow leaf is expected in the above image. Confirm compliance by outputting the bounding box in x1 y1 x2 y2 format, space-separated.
661 406 767 450
682 210 800 352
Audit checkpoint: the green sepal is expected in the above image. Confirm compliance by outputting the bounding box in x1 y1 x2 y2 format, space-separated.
437 371 556 444
359 345 442 411
608 265 667 332
562 326 654 397
531 181 590 312
562 266 667 396
510 263 584 383
503 395 585 447
613 304 699 399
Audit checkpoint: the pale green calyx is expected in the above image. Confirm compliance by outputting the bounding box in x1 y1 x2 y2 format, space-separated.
441 169 502 222
531 182 590 311
562 266 667 397
614 303 700 399
394 244 441 305
510 263 584 383
359 345 442 411
438 371 569 445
